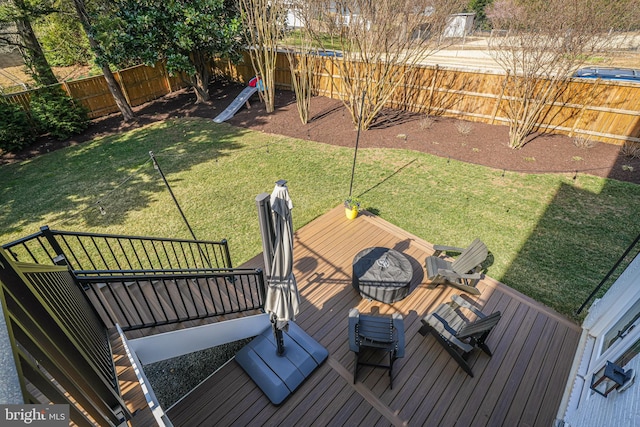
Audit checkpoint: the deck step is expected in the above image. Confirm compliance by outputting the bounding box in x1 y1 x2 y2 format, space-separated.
110 329 160 426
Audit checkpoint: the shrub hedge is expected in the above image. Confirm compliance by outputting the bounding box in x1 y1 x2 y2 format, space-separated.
0 88 90 153
29 88 89 141
0 100 36 153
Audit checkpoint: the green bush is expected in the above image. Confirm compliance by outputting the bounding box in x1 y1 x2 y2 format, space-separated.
30 88 90 140
0 100 36 153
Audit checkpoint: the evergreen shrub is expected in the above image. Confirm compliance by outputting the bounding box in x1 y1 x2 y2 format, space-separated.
0 100 35 153
30 88 89 140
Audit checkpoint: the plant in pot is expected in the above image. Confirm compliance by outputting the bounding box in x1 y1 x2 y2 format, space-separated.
344 197 361 220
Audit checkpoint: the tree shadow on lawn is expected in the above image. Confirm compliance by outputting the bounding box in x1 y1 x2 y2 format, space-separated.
0 118 251 239
500 179 640 320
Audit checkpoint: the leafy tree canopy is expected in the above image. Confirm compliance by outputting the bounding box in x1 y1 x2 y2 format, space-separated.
0 0 57 21
34 11 92 66
100 0 243 102
466 0 493 30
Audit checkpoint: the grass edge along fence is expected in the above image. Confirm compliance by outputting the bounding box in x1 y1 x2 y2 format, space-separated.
4 52 640 145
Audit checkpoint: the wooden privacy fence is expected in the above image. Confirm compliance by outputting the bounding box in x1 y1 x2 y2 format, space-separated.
5 62 187 119
4 52 640 145
218 51 640 145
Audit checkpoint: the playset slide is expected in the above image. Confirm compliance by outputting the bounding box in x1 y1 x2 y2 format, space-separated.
213 77 262 123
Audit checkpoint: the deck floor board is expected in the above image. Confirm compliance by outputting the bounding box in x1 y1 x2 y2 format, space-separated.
166 206 581 427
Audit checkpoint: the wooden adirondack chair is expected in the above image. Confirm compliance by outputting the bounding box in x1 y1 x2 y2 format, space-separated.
425 238 488 295
419 295 501 377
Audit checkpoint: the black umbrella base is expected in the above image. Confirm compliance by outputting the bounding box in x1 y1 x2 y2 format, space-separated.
236 321 328 405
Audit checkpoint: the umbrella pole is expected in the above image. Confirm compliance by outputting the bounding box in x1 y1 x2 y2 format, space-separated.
271 315 285 356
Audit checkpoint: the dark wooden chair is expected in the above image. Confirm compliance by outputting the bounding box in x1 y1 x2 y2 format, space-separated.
425 238 488 295
419 295 501 377
348 309 405 389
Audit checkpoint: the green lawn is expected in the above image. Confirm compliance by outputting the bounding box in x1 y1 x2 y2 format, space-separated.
282 29 343 51
2 117 639 320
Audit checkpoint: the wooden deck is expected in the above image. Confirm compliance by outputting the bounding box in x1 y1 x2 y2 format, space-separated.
110 330 157 426
167 206 581 427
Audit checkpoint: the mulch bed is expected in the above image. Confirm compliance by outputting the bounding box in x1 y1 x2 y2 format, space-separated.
3 79 639 185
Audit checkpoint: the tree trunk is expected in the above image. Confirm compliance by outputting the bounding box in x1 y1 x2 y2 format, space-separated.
13 0 57 86
72 0 135 122
100 64 135 122
191 51 211 103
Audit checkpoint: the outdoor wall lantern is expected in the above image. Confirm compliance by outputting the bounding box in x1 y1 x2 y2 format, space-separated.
590 361 635 397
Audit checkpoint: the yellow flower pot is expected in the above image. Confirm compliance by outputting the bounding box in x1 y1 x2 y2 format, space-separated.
345 207 358 220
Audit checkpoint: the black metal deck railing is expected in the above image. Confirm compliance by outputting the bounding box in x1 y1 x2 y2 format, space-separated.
3 226 266 331
2 226 265 425
76 268 265 331
3 225 233 271
576 232 640 315
0 252 130 426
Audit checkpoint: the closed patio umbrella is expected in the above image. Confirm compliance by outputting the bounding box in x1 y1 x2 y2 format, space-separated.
239 180 328 403
264 180 300 355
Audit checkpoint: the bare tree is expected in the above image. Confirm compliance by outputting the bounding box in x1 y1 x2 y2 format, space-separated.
238 0 288 113
487 0 636 149
304 0 465 130
282 3 322 124
284 44 318 124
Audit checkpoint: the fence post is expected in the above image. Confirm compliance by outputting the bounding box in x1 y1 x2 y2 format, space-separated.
491 70 510 124
159 61 172 94
570 79 600 138
61 81 71 97
427 65 439 115
329 57 333 100
400 63 408 111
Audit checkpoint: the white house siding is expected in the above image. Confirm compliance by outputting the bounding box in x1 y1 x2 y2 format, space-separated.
563 253 640 427
582 255 640 333
564 355 640 427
